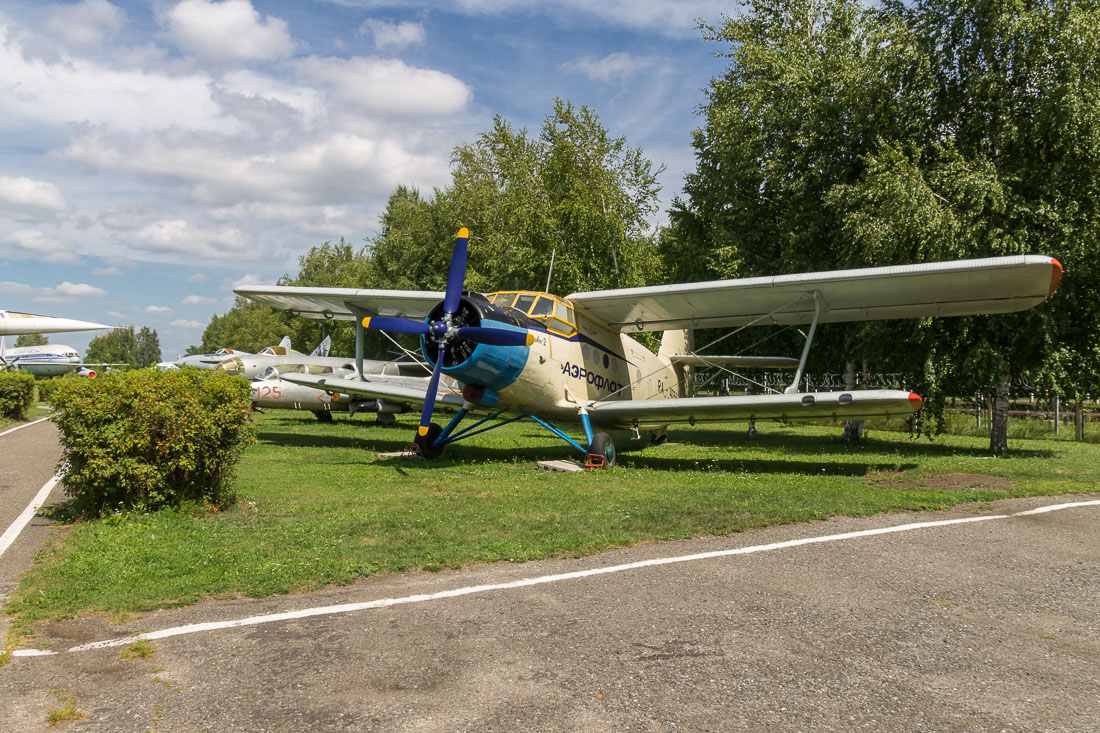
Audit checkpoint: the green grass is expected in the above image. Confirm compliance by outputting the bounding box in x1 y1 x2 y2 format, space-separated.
0 402 54 430
6 410 1099 632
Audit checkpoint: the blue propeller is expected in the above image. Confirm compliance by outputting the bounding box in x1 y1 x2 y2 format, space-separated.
358 228 533 441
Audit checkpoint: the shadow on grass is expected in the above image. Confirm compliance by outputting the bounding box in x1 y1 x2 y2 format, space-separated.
254 413 1057 469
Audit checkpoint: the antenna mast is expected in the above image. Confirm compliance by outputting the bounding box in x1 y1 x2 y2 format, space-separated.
544 248 556 292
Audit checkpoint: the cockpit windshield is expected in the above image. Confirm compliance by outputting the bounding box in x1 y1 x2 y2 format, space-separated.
488 291 576 335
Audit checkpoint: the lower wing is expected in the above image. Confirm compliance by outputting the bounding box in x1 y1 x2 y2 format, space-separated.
588 390 922 427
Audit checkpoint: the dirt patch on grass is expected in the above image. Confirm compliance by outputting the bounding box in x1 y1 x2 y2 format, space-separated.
870 472 1013 492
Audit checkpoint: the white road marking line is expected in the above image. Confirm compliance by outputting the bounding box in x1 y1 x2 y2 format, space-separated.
0 416 51 438
0 475 60 560
11 498 1100 658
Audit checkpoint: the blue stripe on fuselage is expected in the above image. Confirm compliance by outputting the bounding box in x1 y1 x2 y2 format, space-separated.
527 326 635 367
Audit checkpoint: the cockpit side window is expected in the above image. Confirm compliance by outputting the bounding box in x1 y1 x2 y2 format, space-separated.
554 301 575 326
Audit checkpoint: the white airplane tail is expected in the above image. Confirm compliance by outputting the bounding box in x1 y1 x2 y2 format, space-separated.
659 329 694 397
310 335 331 358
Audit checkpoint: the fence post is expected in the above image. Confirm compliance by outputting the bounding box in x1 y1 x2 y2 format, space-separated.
975 392 981 429
1054 394 1060 436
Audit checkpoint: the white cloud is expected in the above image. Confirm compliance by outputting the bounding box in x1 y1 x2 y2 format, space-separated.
186 273 208 283
128 219 249 260
562 52 650 82
56 281 107 297
44 0 126 49
359 19 426 51
91 266 122 276
107 310 127 319
165 0 296 65
227 273 266 290
182 294 216 305
2 229 81 264
170 318 205 328
0 23 237 134
0 279 103 304
294 56 472 118
146 305 173 313
0 176 71 217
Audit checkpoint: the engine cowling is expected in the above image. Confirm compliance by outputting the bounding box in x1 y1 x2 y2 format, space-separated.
420 294 531 393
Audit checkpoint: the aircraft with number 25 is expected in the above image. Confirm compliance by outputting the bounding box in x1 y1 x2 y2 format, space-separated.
236 229 1062 467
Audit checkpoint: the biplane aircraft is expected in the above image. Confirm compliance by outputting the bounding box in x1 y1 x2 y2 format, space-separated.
236 229 1062 466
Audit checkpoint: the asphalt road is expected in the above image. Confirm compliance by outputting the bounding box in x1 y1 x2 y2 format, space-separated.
1 421 1097 731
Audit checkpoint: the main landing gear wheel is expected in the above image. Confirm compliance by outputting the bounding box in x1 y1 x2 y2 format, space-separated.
587 431 616 468
313 410 333 423
414 422 444 459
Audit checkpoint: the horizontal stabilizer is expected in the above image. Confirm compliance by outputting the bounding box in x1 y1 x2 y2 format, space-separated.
670 355 800 369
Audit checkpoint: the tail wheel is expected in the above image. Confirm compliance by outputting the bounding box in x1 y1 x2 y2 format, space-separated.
414 422 444 459
588 432 616 468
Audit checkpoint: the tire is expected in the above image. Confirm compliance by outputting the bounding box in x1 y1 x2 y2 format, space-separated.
414 423 444 459
313 410 334 422
588 431 616 468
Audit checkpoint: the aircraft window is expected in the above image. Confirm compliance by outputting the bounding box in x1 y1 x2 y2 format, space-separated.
530 297 554 317
554 301 575 325
513 294 536 313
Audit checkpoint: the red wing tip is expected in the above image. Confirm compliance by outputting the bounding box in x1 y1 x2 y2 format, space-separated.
1049 258 1063 295
908 392 923 410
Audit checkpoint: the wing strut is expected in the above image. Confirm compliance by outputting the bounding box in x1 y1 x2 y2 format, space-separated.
784 290 822 394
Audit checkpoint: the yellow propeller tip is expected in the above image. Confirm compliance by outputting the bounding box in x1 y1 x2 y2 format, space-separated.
525 333 534 346
361 316 371 328
418 426 429 436
457 227 469 239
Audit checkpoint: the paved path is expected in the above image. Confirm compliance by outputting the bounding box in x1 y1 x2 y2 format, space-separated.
2 479 1097 731
0 419 64 598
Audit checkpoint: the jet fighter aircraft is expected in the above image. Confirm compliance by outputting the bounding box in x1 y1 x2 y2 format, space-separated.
236 229 1063 466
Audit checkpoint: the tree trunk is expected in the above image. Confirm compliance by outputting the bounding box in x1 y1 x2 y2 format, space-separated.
989 361 1011 455
842 360 863 443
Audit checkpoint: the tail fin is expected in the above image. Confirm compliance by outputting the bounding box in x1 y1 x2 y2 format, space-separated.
310 335 331 357
658 329 694 397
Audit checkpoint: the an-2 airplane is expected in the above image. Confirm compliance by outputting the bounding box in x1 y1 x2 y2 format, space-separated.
236 229 1062 466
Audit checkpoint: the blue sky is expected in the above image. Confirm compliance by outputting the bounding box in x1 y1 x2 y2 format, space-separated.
0 0 730 359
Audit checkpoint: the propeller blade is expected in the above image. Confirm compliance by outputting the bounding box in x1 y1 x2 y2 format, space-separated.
361 315 430 336
455 326 534 347
443 228 469 315
418 354 444 438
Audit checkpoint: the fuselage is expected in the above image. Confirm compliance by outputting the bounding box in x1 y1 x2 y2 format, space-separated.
0 344 82 376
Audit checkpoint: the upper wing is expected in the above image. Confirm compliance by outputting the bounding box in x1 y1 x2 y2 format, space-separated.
589 390 921 427
567 255 1062 332
233 285 444 321
281 372 465 409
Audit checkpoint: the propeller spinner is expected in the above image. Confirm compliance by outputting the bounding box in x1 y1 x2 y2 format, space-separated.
360 228 533 444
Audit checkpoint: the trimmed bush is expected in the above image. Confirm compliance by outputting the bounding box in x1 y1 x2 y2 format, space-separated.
50 369 256 517
0 371 36 420
35 375 78 405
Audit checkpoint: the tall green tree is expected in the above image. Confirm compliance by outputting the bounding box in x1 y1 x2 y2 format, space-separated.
14 333 48 347
85 326 160 367
668 0 1098 452
189 299 290 355
369 98 664 296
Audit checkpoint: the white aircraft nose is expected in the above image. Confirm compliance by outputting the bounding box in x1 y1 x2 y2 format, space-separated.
0 313 113 336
